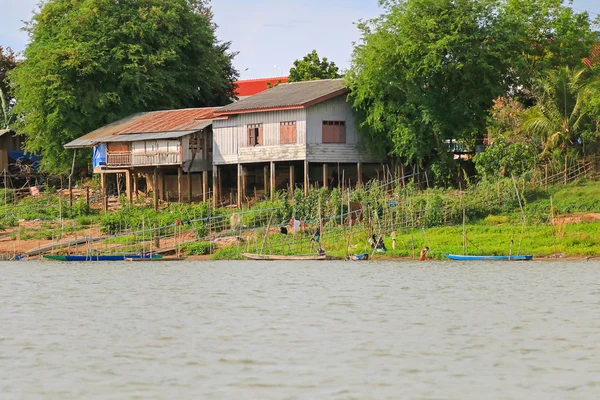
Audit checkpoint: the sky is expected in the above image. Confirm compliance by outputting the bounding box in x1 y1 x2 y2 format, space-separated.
0 0 599 79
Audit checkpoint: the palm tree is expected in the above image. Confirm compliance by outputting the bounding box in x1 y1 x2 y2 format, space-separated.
520 67 598 157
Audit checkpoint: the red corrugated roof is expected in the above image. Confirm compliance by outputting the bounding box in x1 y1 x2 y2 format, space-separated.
65 107 218 148
583 43 600 68
234 76 289 97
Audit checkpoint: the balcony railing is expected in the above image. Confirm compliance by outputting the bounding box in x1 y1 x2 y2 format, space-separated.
106 151 181 167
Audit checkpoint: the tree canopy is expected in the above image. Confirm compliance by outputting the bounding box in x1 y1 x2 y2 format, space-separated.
288 50 341 82
0 46 17 129
347 0 596 183
11 0 238 173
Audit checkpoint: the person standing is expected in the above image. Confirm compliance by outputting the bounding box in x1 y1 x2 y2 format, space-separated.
419 247 429 261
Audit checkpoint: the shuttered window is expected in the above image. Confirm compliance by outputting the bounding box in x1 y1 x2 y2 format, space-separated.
248 124 263 146
247 123 263 146
322 121 346 143
280 121 297 144
107 143 129 153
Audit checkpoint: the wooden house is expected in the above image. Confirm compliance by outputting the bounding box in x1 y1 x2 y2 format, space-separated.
212 79 383 206
64 108 216 209
0 129 24 172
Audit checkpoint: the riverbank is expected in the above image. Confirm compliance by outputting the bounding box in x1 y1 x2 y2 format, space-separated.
1 178 600 260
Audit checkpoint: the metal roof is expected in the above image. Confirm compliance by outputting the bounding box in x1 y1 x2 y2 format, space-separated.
215 79 348 115
0 129 15 137
64 108 217 148
100 129 207 142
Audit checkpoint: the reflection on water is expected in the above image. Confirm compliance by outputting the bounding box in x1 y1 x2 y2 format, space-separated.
1 261 599 399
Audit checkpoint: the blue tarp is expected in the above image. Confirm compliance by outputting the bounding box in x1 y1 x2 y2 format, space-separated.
93 143 107 168
8 150 41 171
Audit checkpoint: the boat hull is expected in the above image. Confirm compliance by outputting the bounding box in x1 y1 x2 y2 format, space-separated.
445 254 532 261
242 253 326 261
43 254 163 261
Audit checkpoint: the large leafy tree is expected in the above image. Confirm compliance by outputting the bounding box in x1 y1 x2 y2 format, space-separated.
11 0 238 173
288 50 341 82
0 46 18 129
347 0 595 183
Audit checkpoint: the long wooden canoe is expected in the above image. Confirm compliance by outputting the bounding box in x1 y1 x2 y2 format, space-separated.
43 254 163 261
444 254 533 261
242 253 326 261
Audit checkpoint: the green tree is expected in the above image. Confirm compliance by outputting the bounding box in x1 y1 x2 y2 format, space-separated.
347 0 595 183
288 50 341 82
520 67 600 157
11 0 237 173
0 46 17 129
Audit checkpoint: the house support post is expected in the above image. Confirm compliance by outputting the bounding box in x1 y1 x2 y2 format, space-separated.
187 171 192 203
357 162 362 188
289 165 295 197
126 170 132 205
303 160 309 196
212 167 218 207
323 163 328 189
159 170 165 202
101 171 108 212
270 161 276 200
242 166 248 200
202 170 208 203
132 173 138 200
177 167 182 203
263 165 269 198
237 163 242 207
153 168 158 211
68 149 77 207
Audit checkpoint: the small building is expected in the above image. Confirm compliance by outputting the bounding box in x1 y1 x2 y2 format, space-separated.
64 108 216 209
0 129 24 172
212 79 383 206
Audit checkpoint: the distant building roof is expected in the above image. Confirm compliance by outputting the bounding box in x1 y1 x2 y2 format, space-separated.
583 43 600 68
64 108 217 148
216 79 348 115
234 76 289 98
0 129 15 137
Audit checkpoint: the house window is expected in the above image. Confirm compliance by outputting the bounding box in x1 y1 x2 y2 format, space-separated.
322 121 346 143
247 123 263 146
280 121 297 144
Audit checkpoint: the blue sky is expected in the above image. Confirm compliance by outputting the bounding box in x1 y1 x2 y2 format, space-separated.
0 0 598 79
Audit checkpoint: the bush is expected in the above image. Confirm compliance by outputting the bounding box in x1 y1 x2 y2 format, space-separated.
210 246 244 260
484 215 510 225
181 241 212 255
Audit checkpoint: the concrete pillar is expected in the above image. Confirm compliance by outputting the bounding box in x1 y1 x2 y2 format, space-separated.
270 161 276 200
101 172 108 212
303 160 309 196
153 168 158 210
357 162 363 188
263 165 269 197
242 166 248 199
187 171 192 203
289 164 295 197
202 170 208 203
132 173 138 199
237 163 242 206
177 167 182 203
126 171 132 205
212 167 218 207
323 163 328 189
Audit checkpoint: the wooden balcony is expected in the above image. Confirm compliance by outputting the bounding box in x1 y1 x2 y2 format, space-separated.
106 151 181 167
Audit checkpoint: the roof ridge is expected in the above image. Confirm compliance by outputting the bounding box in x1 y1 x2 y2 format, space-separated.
235 76 288 83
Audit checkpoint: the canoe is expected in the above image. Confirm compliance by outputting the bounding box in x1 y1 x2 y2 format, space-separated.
347 253 369 261
444 254 532 261
242 253 326 261
43 254 163 261
125 257 185 262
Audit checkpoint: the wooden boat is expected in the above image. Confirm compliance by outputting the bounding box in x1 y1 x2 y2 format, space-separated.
242 253 326 261
43 254 163 261
347 253 369 261
444 254 532 261
125 257 185 262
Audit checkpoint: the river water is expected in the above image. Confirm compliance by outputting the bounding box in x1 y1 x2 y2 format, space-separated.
1 260 599 399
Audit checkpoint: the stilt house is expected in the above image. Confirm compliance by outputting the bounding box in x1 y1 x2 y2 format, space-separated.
64 108 216 209
211 79 383 206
